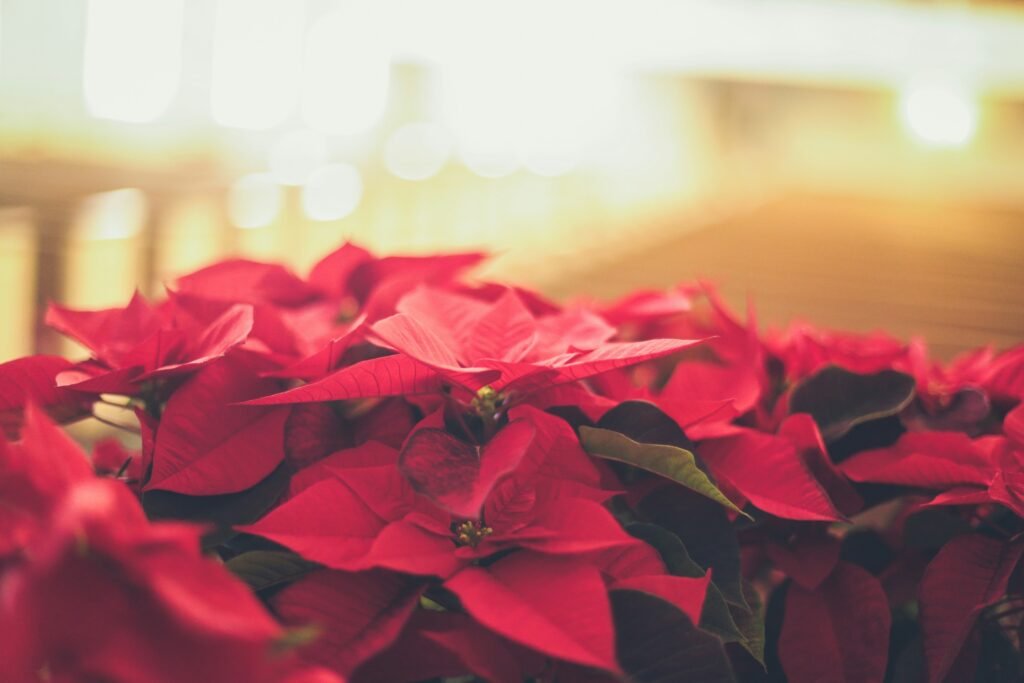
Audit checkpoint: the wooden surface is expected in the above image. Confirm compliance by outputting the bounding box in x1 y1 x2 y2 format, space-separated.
544 193 1024 360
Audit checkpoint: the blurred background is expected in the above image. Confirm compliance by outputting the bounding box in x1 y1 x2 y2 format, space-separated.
2 0 1023 364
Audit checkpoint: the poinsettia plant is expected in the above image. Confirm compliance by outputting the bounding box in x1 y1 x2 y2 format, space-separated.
2 241 1023 683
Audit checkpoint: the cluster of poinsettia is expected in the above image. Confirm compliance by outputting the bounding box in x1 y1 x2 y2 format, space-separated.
2 241 1023 682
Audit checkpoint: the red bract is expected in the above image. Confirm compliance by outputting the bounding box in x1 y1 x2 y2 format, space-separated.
778 562 891 683
444 552 621 673
698 426 845 522
839 431 1024 514
0 411 329 683
766 321 917 382
919 534 1024 682
240 410 632 580
0 404 92 557
46 291 254 395
0 355 93 438
0 480 291 683
249 286 702 406
145 355 288 495
9 240 1024 682
174 243 485 372
268 568 422 681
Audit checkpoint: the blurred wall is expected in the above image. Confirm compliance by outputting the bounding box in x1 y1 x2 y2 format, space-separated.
2 0 1024 362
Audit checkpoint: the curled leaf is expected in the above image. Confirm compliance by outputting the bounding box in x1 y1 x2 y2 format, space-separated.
580 426 748 518
789 365 916 441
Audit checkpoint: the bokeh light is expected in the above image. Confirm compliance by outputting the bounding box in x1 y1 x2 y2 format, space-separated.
210 0 306 130
73 188 148 240
83 0 183 122
384 122 452 181
300 3 391 136
228 173 282 229
899 81 979 148
268 129 328 186
302 163 363 221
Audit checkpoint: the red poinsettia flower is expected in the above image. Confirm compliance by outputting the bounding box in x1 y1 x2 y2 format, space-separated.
0 479 291 683
0 404 93 558
173 243 485 375
766 321 918 383
45 291 254 396
697 419 847 522
840 430 1024 515
0 355 94 438
265 511 710 681
0 410 332 683
589 282 770 440
248 286 701 409
241 406 628 578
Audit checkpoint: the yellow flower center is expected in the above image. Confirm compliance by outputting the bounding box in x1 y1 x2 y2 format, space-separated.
452 519 494 548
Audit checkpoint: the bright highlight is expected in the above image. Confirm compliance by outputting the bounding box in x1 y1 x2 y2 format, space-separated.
301 3 391 136
210 0 306 130
899 81 979 148
302 164 363 221
83 0 184 123
384 123 452 181
228 174 282 229
268 130 328 186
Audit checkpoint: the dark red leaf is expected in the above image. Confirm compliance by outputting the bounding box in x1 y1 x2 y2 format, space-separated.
763 531 841 591
918 534 1024 683
147 357 288 495
610 588 737 683
779 562 891 683
355 611 529 683
284 403 350 469
269 569 422 678
399 419 535 519
789 366 917 441
612 573 710 625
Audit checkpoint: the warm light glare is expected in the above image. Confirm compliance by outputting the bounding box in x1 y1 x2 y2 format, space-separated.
302 163 363 221
441 16 621 179
0 209 37 362
74 189 148 240
229 173 282 228
301 3 391 136
459 147 520 179
83 0 184 122
269 130 328 186
384 122 452 180
899 81 979 148
211 0 306 130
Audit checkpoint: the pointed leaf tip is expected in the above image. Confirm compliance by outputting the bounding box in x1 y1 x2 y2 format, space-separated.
580 426 750 519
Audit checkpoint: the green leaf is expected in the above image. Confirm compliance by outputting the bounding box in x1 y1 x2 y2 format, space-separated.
729 581 766 668
789 365 916 442
142 462 291 548
638 488 748 610
625 523 764 665
597 400 694 450
626 523 705 577
226 550 320 593
700 583 745 644
580 426 748 519
611 589 737 683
